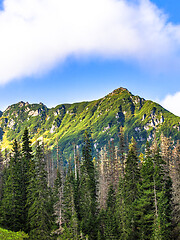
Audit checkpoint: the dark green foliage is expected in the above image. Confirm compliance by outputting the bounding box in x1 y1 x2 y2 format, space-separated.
21 128 33 231
115 175 128 240
104 185 118 240
62 168 79 239
124 138 140 204
0 125 177 239
136 143 156 239
123 138 140 239
152 147 172 240
1 140 24 231
79 131 98 240
27 143 54 239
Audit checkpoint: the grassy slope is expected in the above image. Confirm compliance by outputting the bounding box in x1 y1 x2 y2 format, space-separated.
0 88 179 155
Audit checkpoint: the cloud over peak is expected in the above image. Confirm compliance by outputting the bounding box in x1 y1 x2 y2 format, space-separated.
0 0 180 84
161 92 180 117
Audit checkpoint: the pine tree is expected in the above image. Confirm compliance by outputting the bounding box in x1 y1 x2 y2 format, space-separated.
21 127 33 231
124 137 140 239
53 168 63 234
27 142 54 239
79 131 98 239
136 142 155 239
152 142 172 240
104 184 118 240
1 140 24 231
115 173 128 240
114 127 127 240
62 166 79 239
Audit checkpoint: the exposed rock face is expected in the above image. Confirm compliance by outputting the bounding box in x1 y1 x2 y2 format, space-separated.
28 110 40 117
142 114 146 121
28 108 45 117
50 125 56 134
8 119 15 129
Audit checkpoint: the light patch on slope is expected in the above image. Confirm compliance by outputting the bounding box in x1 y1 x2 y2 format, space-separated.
0 0 180 84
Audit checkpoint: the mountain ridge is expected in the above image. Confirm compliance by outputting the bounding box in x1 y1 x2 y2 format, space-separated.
0 87 179 154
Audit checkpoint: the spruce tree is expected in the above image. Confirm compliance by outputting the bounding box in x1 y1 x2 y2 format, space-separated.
53 168 63 233
114 127 127 240
62 166 79 239
27 142 53 239
104 184 118 240
115 174 128 240
1 140 24 231
124 137 140 239
136 142 155 239
152 144 172 240
21 127 33 231
79 131 98 239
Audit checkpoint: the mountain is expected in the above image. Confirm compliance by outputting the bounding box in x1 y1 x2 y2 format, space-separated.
0 87 180 155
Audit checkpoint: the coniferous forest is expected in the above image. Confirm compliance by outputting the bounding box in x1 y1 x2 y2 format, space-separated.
0 127 179 240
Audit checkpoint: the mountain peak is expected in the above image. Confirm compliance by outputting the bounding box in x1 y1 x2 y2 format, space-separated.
108 87 131 96
0 88 179 154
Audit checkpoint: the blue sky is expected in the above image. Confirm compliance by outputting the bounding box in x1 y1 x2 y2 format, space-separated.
0 0 180 117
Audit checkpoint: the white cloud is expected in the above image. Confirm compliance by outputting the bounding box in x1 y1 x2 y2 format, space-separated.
161 92 180 117
0 0 180 84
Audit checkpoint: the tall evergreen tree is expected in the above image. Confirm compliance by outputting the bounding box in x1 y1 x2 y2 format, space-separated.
136 142 155 239
53 168 63 234
152 142 172 240
114 127 127 240
21 127 33 230
124 137 140 239
0 147 4 200
62 165 79 239
1 140 24 231
79 131 98 239
104 184 118 240
27 142 54 239
115 173 128 240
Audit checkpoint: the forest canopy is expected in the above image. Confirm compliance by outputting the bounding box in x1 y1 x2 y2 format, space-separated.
0 128 179 240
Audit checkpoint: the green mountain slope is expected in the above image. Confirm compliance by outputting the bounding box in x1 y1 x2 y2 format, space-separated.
0 88 179 154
